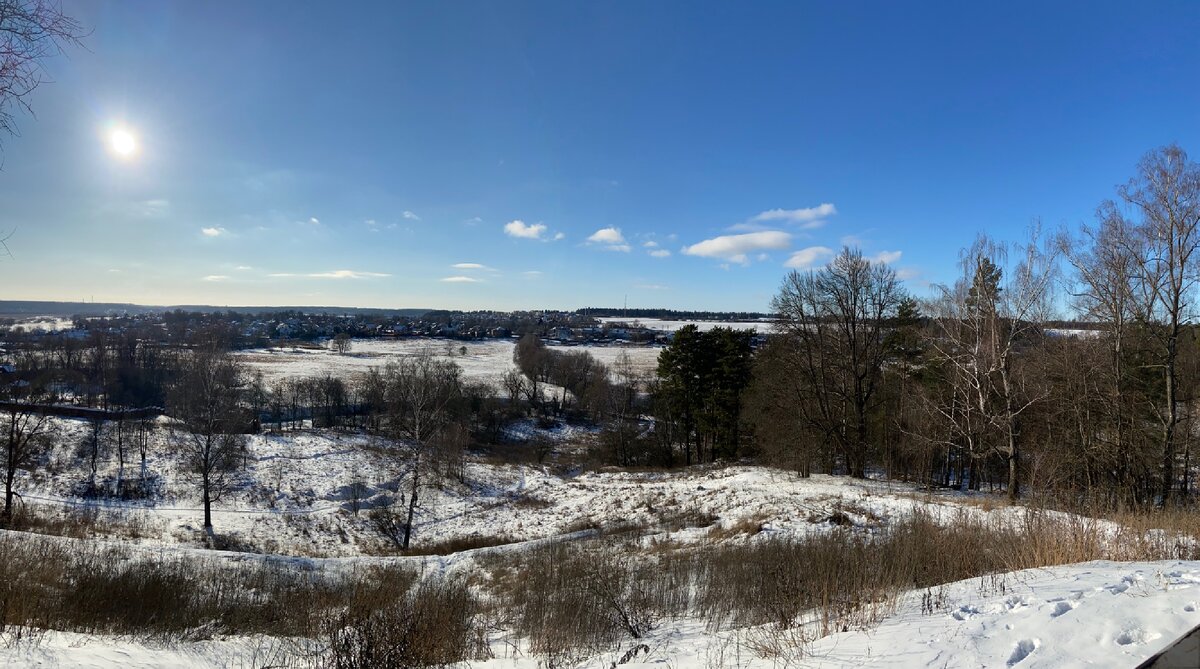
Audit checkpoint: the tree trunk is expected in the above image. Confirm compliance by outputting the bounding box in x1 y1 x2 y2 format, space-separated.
1162 334 1179 505
1007 440 1020 503
402 455 420 550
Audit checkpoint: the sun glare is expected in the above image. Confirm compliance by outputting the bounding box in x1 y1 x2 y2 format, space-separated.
108 127 138 158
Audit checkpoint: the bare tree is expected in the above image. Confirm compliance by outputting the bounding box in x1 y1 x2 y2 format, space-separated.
1061 210 1142 503
168 348 246 535
1 0 81 133
0 382 48 525
501 368 527 408
925 231 1058 501
332 333 352 355
378 350 462 549
1111 145 1200 505
772 247 908 478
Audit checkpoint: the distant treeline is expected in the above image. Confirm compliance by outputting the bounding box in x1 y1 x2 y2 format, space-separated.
576 307 770 321
0 300 431 319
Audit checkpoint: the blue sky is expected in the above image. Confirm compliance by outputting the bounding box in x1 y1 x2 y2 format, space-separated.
3 1 1200 311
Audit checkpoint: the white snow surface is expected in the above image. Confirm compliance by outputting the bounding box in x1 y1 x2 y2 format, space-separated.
805 560 1200 668
234 338 662 387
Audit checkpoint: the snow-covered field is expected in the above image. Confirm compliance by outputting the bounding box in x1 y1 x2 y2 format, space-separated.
597 316 774 334
8 417 1200 667
5 316 76 333
234 337 663 387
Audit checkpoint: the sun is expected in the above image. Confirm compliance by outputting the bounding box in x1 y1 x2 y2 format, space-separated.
108 127 138 158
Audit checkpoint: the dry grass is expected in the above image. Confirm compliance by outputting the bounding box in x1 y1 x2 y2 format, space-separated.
0 534 484 665
479 506 1200 663
8 505 151 541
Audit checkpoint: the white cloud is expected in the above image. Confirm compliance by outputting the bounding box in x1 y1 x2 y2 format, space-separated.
452 263 492 270
269 270 390 279
522 270 543 278
554 232 566 241
752 203 837 229
504 220 547 239
201 227 228 237
682 231 792 264
464 217 483 226
235 265 254 271
202 275 229 282
649 249 671 258
635 283 669 290
643 241 659 248
872 250 902 265
403 210 421 221
785 246 835 269
896 267 922 281
309 217 320 226
587 227 625 244
440 276 482 283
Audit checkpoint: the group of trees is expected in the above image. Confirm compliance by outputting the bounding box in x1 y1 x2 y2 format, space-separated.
654 326 753 465
733 144 1200 509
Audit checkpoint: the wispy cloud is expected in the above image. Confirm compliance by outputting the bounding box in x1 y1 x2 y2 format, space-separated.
269 270 390 279
785 246 835 269
403 210 421 221
201 227 228 238
139 199 170 217
522 270 543 278
441 276 482 283
682 231 791 264
504 220 547 239
586 227 631 252
753 203 836 228
308 217 320 226
452 262 493 270
649 249 671 258
872 250 902 265
202 275 229 282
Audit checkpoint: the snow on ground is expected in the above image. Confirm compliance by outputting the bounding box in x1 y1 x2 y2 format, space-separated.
12 417 1200 667
234 338 662 388
5 560 1198 668
5 316 76 333
19 416 1031 557
596 316 775 333
807 560 1200 668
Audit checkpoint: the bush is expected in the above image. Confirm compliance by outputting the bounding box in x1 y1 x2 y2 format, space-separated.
326 575 481 669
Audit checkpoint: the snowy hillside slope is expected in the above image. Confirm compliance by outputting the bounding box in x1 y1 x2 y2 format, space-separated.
2 560 1197 668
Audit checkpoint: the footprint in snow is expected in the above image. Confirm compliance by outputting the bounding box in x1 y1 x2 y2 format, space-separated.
951 605 979 621
1007 638 1039 666
1005 595 1031 610
1115 628 1161 646
1050 601 1075 618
